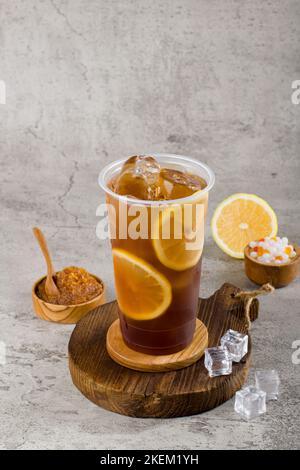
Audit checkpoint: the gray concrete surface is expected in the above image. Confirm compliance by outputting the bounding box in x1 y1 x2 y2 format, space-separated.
1 0 300 450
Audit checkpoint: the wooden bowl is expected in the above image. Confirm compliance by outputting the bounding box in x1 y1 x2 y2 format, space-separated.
244 244 300 288
32 274 106 324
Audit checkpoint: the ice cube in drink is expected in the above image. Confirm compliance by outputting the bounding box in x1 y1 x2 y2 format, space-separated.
112 155 161 200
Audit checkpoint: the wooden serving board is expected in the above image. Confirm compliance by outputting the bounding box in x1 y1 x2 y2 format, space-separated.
68 283 258 418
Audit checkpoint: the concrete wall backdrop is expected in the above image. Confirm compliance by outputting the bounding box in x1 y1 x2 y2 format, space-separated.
0 0 299 449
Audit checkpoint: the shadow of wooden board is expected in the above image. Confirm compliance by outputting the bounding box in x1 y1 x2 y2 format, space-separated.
68 283 258 418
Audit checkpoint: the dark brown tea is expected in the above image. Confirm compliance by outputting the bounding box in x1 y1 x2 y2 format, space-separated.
106 155 209 355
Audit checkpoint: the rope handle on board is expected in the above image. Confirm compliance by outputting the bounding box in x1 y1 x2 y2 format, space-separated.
233 283 275 330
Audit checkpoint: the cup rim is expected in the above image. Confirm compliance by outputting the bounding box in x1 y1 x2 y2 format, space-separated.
98 153 215 206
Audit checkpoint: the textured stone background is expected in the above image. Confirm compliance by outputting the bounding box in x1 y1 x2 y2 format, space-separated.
1 0 300 449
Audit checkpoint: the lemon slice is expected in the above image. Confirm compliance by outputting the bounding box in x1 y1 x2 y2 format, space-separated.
112 248 172 320
152 203 204 271
211 193 278 259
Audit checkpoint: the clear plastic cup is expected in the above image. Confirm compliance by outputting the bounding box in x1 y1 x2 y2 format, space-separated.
99 154 215 355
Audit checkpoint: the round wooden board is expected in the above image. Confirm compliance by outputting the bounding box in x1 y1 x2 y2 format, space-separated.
68 283 258 418
106 318 208 372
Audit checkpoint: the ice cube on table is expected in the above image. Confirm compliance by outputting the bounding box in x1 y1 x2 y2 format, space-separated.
255 370 280 401
234 386 266 420
204 347 232 377
220 329 248 362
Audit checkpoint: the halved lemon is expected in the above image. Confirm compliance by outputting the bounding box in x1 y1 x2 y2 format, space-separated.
112 248 172 320
211 193 278 259
152 203 205 271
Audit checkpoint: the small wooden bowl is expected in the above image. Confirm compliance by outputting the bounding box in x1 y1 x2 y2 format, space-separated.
32 275 106 324
244 244 300 288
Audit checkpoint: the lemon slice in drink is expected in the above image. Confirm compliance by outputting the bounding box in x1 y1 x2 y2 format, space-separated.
112 248 172 320
211 193 278 259
152 203 204 271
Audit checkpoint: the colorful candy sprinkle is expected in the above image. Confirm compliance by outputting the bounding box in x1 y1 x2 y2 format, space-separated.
249 237 297 264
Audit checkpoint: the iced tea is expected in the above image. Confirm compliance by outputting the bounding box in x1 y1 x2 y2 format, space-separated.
99 154 214 355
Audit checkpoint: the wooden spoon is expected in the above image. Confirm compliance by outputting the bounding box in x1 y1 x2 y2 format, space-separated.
32 227 60 299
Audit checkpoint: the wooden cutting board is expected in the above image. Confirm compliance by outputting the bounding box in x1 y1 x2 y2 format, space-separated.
68 283 258 418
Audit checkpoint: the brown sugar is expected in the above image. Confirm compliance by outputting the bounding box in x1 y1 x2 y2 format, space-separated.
37 266 103 305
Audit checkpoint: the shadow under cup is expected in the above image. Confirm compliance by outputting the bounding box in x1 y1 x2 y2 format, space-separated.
99 154 215 355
